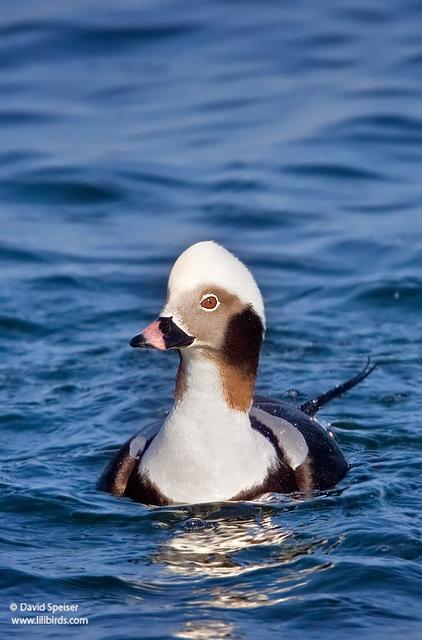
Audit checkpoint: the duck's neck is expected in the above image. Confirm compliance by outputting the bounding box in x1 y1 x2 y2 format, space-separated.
174 347 257 417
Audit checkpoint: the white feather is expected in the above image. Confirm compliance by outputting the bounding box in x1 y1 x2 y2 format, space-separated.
165 241 265 326
250 407 309 469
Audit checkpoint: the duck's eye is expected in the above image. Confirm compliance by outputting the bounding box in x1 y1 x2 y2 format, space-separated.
200 294 220 311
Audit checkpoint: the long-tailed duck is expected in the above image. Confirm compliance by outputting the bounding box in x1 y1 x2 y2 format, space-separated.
99 241 376 505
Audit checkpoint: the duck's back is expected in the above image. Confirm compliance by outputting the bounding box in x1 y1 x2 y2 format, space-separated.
252 396 349 491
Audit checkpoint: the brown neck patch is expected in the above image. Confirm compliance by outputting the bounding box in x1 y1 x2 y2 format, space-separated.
218 306 264 412
216 360 256 412
175 351 187 403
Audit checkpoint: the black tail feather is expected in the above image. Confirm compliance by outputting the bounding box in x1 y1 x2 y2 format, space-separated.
299 357 378 417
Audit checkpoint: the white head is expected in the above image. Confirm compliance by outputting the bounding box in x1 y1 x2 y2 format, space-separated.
130 242 266 409
164 241 265 328
130 241 265 353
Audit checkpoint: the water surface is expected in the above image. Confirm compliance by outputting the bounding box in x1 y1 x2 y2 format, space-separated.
1 1 421 638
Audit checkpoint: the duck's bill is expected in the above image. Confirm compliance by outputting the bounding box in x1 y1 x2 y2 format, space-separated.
129 317 194 351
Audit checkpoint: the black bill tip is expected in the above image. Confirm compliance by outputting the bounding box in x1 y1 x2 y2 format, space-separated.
129 333 147 348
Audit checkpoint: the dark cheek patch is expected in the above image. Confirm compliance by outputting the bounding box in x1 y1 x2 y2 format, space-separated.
216 306 264 411
222 306 263 375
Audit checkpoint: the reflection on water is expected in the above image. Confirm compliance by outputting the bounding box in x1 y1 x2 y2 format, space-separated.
151 501 342 613
155 509 291 578
174 619 239 640
194 562 332 611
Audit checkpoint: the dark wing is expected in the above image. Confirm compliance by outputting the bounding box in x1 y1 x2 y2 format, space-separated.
97 426 157 496
251 399 349 490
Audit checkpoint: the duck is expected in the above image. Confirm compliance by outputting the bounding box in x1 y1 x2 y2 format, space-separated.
98 241 376 506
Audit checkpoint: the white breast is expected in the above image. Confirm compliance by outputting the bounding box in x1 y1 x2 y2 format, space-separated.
139 358 277 504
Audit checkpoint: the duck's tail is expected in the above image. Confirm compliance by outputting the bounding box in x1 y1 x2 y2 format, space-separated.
299 357 378 417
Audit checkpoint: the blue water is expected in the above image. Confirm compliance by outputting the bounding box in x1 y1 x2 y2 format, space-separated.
1 1 422 638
